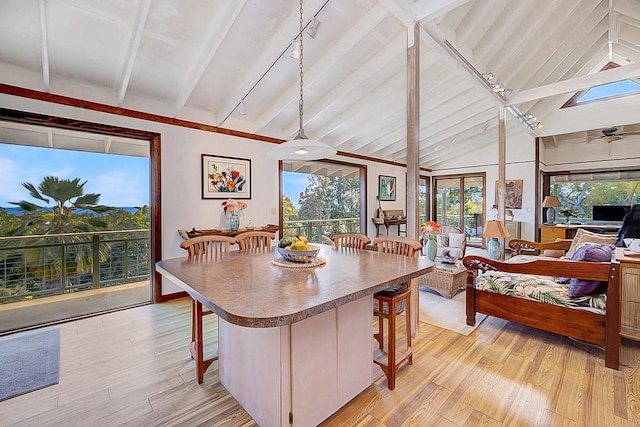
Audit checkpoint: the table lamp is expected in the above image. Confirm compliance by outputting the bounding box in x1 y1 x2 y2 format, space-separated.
483 220 511 260
542 195 562 224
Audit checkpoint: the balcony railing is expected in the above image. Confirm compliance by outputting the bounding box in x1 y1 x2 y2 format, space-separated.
0 230 150 304
283 218 360 243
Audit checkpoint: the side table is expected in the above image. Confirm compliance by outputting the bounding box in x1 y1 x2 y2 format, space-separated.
419 258 466 298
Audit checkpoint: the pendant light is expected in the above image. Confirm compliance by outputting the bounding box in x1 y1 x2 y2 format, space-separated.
268 0 336 161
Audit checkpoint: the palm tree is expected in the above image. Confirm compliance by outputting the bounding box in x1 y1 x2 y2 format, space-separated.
8 176 114 293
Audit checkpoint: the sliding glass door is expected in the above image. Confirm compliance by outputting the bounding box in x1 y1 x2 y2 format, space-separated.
433 174 485 247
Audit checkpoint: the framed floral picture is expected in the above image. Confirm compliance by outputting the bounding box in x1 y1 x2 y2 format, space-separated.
202 154 251 199
378 175 396 201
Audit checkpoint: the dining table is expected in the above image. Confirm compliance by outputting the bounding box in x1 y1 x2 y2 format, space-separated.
156 243 433 427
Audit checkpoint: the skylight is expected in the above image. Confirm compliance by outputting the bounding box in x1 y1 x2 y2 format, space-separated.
577 79 640 103
562 62 640 108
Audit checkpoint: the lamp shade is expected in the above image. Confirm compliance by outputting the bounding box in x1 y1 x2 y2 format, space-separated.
482 220 511 239
542 195 561 208
267 137 336 161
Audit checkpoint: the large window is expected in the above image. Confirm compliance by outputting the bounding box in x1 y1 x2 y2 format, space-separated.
548 170 640 222
282 160 365 243
433 174 485 246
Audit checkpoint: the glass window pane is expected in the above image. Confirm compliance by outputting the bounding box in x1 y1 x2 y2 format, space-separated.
435 178 461 229
463 176 484 242
550 172 640 223
282 160 362 243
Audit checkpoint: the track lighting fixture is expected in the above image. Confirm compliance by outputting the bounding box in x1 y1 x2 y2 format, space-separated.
268 0 336 161
307 17 321 38
239 100 247 115
290 39 301 59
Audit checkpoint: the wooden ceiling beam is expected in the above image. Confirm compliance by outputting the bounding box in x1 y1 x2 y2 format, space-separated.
117 0 152 106
508 56 640 105
37 0 50 91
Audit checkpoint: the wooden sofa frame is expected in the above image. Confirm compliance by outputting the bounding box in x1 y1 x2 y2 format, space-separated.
463 240 620 370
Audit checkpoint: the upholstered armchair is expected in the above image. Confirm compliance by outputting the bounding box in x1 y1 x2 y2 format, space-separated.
434 225 466 259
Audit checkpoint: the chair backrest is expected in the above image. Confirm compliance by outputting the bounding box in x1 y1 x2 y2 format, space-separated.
436 225 467 251
235 231 276 249
330 233 371 249
179 235 235 256
617 204 640 246
373 236 422 256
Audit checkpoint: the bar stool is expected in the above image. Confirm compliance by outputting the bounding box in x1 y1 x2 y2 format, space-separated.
179 235 235 384
372 236 422 390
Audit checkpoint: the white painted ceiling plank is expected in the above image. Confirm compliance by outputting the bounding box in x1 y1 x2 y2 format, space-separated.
171 0 248 117
253 5 390 134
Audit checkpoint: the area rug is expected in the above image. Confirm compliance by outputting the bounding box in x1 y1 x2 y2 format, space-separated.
419 287 487 336
0 327 60 401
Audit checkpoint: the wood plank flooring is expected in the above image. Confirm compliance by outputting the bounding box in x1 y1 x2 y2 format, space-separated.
1 297 640 426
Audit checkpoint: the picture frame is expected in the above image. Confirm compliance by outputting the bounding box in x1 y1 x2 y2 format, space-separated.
202 154 251 199
378 175 396 201
495 179 523 209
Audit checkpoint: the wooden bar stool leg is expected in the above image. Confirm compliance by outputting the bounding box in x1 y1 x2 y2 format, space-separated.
375 299 384 349
190 298 197 358
373 288 412 391
190 299 218 384
194 299 205 384
405 292 412 365
387 297 397 390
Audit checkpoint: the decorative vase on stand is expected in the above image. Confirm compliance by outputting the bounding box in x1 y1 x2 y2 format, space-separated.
229 213 240 231
424 239 437 261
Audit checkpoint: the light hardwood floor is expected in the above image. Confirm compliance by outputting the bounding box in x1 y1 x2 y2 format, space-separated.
1 297 640 426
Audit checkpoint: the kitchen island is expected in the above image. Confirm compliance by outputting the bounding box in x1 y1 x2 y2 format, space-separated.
156 243 433 427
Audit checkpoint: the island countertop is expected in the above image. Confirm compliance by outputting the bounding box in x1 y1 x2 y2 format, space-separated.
156 243 433 328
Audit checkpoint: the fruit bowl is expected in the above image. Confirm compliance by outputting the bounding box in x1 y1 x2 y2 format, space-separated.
277 245 320 263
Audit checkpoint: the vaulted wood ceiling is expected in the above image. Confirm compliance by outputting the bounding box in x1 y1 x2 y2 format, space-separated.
1 0 639 168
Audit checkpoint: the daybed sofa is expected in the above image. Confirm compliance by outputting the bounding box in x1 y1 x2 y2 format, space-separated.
463 234 620 370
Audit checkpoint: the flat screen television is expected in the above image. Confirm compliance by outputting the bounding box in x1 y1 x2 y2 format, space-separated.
592 205 631 222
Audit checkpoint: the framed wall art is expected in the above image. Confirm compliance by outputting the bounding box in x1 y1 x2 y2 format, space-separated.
378 175 396 201
202 154 251 199
494 179 523 209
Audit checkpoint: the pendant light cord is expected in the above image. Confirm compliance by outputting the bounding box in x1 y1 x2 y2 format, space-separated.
297 0 306 139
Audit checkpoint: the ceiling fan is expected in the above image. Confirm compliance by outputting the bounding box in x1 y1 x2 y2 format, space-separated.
590 126 640 143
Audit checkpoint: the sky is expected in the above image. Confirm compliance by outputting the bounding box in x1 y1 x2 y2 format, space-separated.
283 171 310 209
0 142 309 210
0 143 150 208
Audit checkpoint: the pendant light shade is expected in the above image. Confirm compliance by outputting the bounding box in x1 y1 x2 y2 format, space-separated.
267 137 336 160
268 0 336 161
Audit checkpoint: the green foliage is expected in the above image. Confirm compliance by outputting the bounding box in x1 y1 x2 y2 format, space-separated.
552 180 640 219
282 196 297 222
284 171 361 241
0 177 151 301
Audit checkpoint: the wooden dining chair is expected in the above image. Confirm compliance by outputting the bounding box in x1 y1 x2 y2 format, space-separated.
371 236 422 390
235 231 276 249
330 233 371 249
179 235 235 383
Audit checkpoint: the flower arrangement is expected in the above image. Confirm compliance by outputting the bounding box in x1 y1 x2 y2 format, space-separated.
421 220 441 241
209 165 246 193
221 198 247 216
